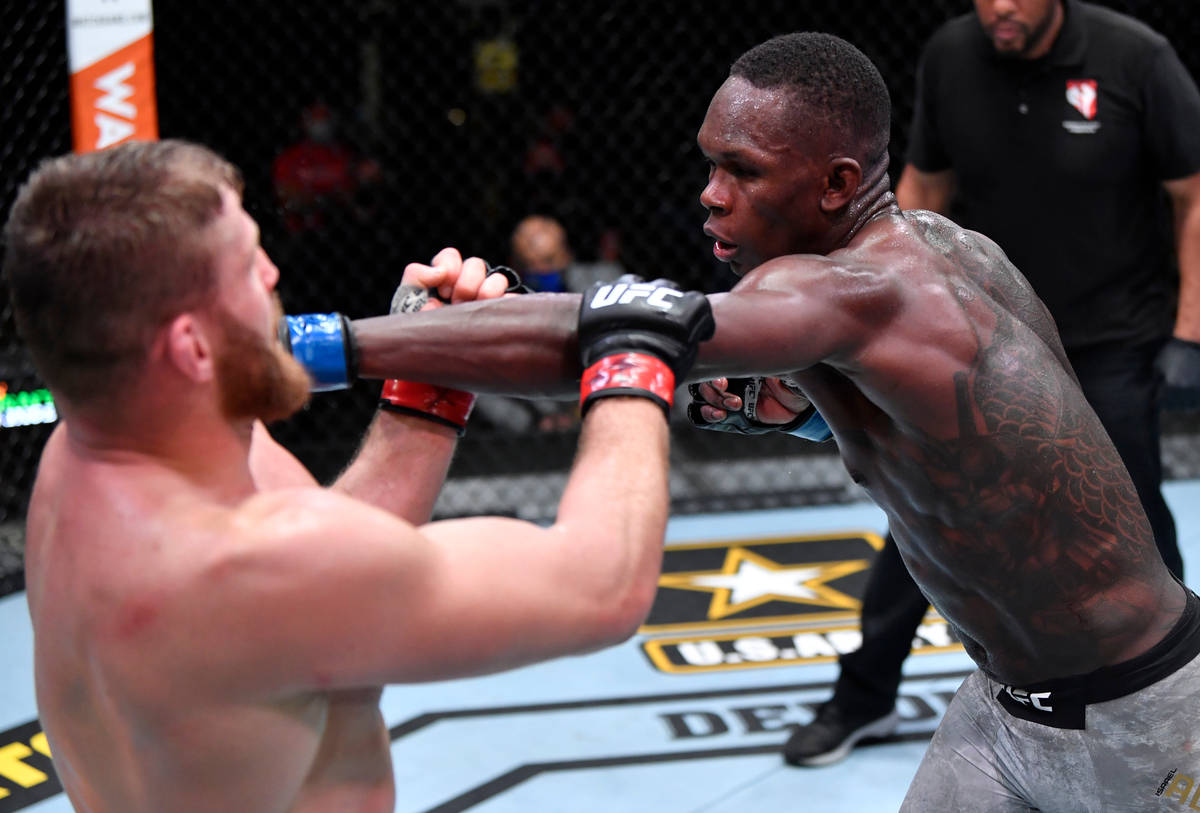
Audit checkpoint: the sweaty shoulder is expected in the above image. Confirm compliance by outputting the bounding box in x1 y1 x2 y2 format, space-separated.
226 486 427 578
739 251 902 313
903 209 1004 265
232 486 385 542
901 209 1030 296
901 210 1068 362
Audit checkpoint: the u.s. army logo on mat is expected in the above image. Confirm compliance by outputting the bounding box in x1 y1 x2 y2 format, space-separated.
638 531 963 674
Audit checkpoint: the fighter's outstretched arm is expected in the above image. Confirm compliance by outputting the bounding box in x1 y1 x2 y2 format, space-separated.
326 252 875 397
689 261 877 381
353 291 583 398
302 248 873 400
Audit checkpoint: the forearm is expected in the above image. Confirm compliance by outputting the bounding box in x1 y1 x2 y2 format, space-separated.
894 165 954 214
1174 201 1200 341
332 410 458 524
550 397 670 632
541 278 712 636
352 292 583 397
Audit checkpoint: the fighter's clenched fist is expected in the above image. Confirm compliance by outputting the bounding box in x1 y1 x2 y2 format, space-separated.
577 275 714 415
686 376 831 442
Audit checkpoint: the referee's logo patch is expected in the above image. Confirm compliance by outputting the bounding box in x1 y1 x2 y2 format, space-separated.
1066 79 1098 120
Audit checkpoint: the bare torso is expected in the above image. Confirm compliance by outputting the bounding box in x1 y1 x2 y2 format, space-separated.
760 209 1183 684
24 427 395 813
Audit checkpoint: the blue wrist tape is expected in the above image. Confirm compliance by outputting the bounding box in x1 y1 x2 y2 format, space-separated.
281 313 355 392
785 409 832 442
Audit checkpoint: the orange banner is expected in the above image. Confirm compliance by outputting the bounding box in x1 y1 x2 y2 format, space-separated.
69 33 158 153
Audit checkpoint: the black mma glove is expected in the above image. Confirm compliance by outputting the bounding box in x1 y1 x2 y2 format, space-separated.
577 275 714 416
686 377 832 442
1155 337 1200 412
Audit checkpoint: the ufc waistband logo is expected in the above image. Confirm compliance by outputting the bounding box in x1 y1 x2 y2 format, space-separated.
1002 685 1054 712
590 283 683 311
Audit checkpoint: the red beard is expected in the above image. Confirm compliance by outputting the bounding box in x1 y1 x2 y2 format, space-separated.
213 299 312 423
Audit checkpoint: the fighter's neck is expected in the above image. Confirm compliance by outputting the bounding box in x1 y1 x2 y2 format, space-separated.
832 170 898 251
63 409 257 500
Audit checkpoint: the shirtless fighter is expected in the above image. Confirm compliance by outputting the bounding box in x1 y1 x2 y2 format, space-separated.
4 139 713 812
286 33 1200 811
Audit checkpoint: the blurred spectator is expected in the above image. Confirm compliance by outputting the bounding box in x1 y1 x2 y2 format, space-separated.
521 104 579 215
272 101 381 234
522 104 573 179
472 215 626 434
509 214 624 293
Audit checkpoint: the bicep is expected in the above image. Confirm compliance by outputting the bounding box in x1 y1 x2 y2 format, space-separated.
1163 172 1200 220
1163 172 1200 330
692 263 886 381
176 492 626 696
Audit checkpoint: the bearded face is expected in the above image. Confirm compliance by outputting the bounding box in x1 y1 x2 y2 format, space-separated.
212 296 312 423
974 0 1062 60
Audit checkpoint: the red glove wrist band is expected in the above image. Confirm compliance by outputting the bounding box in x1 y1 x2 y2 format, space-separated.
580 352 675 415
379 379 475 436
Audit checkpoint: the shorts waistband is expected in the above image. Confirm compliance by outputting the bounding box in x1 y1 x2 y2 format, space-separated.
993 586 1200 729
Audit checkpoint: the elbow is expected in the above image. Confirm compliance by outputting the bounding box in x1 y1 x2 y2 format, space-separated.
546 517 667 652
583 578 659 650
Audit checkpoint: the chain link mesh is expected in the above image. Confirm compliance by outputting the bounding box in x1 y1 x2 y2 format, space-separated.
2 1 1199 594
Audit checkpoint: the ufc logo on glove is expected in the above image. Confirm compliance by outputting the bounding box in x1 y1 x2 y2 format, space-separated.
589 282 685 311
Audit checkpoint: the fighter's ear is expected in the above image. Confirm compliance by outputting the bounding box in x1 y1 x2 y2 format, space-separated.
162 312 216 383
821 157 862 213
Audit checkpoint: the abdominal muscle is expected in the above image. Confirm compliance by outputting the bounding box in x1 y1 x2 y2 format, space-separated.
886 508 1182 686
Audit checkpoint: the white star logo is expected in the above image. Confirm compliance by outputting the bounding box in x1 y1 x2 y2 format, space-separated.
658 547 869 620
